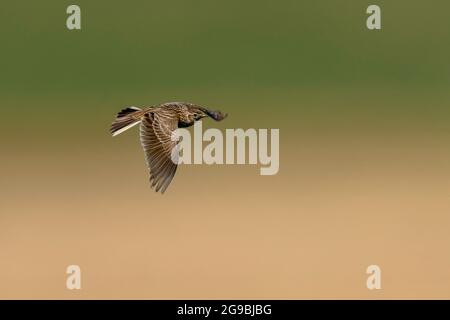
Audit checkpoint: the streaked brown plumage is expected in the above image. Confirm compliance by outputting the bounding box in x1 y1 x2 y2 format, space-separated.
110 102 227 193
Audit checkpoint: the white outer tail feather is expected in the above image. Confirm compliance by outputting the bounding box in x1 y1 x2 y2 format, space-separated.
112 120 141 137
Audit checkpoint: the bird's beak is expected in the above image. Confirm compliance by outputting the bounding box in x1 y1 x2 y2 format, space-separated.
206 110 228 121
198 106 228 121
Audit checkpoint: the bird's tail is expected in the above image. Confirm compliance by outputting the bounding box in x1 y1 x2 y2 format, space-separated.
110 106 143 137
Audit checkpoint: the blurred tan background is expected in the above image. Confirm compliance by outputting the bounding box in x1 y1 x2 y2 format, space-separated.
1 1 450 299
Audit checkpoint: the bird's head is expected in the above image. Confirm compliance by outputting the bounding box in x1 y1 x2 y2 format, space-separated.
186 106 208 122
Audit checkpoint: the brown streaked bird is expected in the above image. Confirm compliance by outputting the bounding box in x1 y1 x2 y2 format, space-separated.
110 102 228 193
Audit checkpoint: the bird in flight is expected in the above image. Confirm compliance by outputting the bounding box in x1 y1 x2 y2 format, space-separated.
110 102 228 193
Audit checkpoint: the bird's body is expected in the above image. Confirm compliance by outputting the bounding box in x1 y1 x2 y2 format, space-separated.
110 102 227 193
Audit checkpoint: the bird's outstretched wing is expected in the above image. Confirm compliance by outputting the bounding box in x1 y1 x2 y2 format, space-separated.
140 111 179 193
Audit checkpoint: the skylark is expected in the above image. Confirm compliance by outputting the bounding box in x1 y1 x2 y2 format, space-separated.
110 102 227 193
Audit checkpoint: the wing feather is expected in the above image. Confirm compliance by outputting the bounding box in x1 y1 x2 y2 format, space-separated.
140 111 179 193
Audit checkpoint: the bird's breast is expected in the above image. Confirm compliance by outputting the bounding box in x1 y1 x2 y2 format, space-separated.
178 120 194 128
